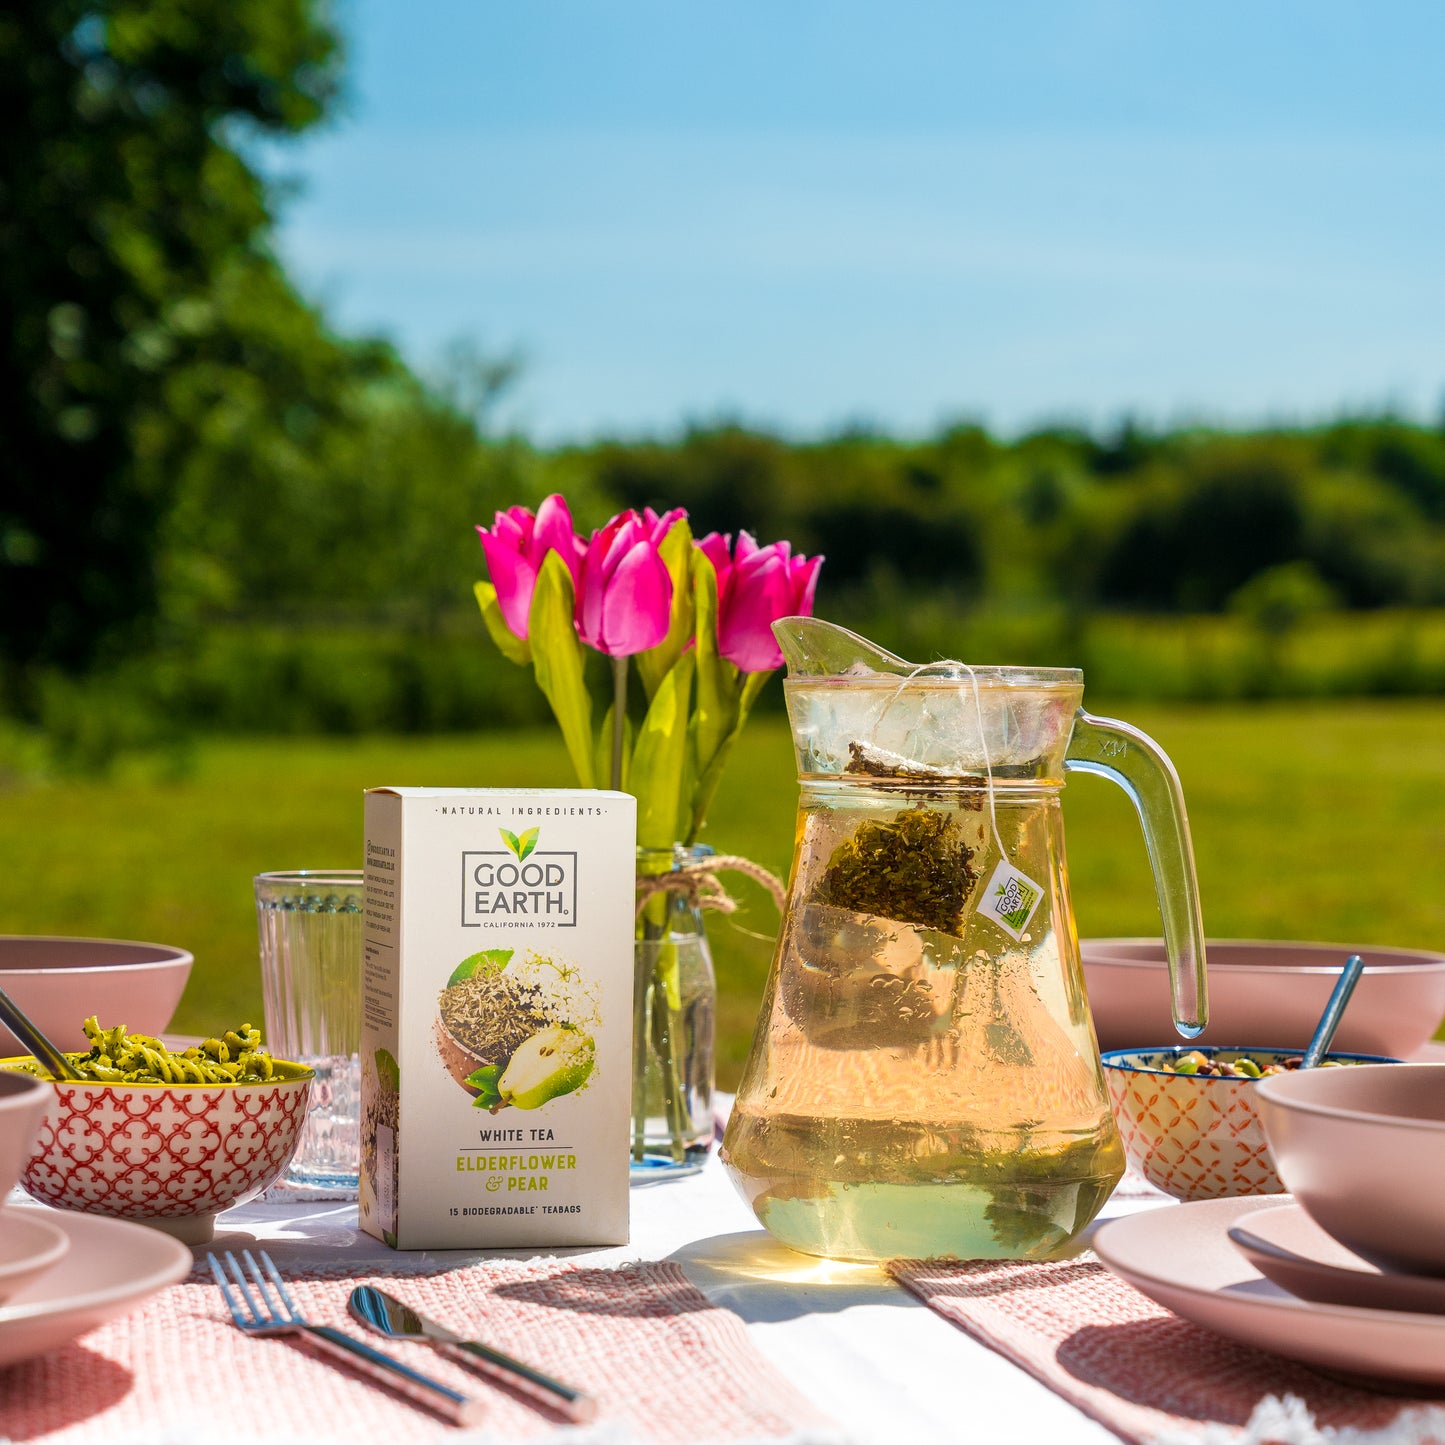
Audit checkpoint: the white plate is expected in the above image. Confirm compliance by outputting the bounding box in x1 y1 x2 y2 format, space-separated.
0 1206 192 1366
0 1208 70 1304
1228 1202 1445 1316
1094 1196 1445 1389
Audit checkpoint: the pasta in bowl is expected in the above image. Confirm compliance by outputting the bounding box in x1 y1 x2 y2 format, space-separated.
6 1018 313 1243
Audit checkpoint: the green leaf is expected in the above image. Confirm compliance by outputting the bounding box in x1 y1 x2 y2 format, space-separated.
654 940 682 1012
630 652 696 850
447 948 514 987
691 554 740 779
516 825 540 861
374 1048 400 1092
499 828 522 856
686 554 762 840
635 518 696 700
528 552 596 787
466 1064 503 1089
473 580 532 665
686 660 774 843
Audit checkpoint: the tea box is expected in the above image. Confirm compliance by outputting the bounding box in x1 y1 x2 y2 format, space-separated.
359 787 635 1248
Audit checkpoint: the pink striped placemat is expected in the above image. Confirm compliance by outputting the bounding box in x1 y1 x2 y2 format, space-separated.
0 1259 839 1445
888 1254 1445 1445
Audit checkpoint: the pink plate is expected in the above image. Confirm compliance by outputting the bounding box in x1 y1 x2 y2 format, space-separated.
0 1210 69 1305
0 1206 190 1366
1095 1196 1445 1389
1228 1203 1445 1315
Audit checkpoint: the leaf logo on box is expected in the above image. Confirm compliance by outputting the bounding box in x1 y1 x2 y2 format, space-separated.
499 827 539 861
461 828 578 927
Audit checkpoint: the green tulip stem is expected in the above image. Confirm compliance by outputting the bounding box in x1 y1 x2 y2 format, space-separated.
631 905 690 1167
631 931 653 1161
649 950 690 1165
610 653 629 792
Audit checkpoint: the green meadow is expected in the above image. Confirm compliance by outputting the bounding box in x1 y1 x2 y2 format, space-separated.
4 699 1442 1085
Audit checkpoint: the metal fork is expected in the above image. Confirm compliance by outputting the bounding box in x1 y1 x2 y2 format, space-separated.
208 1250 485 1426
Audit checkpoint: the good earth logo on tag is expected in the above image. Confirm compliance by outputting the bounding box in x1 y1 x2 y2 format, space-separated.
461 827 578 927
979 859 1045 940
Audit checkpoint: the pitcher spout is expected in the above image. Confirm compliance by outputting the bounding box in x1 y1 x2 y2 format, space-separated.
772 616 914 679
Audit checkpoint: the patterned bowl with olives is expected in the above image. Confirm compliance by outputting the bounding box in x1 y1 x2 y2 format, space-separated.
1102 1046 1401 1202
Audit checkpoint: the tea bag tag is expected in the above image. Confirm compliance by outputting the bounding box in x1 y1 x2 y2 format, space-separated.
978 859 1045 941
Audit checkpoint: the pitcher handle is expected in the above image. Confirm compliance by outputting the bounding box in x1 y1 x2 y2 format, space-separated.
1065 711 1208 1037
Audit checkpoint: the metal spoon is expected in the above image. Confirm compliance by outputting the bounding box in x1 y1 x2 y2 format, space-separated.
0 985 83 1080
1300 953 1366 1069
348 1284 598 1423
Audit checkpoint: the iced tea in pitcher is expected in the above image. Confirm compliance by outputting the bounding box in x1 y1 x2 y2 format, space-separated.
720 619 1207 1261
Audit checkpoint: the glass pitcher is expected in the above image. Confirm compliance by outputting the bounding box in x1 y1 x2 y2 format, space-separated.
720 618 1207 1262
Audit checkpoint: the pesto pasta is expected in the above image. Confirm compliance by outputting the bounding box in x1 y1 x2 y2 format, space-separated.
25 1017 280 1084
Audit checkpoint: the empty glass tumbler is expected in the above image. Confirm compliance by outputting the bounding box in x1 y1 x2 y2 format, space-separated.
255 870 363 1194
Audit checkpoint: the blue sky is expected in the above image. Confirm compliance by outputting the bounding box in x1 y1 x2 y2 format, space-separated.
261 1 1445 441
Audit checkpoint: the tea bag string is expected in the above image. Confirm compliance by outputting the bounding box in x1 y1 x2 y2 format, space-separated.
869 659 1008 865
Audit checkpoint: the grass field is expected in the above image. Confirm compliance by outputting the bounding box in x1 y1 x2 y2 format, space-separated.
3 699 1443 1086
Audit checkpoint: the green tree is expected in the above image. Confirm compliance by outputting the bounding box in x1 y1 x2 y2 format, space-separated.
0 0 341 696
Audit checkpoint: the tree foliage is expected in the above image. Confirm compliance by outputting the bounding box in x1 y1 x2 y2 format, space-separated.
572 417 1445 625
0 0 343 688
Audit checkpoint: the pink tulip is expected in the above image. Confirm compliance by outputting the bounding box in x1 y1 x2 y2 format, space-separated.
476 494 586 639
698 531 823 673
577 507 685 657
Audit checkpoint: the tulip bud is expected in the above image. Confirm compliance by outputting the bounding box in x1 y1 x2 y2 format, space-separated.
475 494 585 640
698 530 823 673
576 508 684 657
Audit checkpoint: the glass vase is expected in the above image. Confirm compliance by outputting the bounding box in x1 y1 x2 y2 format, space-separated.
632 845 717 1178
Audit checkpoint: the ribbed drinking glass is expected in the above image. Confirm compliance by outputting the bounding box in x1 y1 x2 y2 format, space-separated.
255 870 363 1195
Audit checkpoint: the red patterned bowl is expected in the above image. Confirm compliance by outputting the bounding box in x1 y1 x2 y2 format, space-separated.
12 1062 313 1243
1102 1047 1399 1202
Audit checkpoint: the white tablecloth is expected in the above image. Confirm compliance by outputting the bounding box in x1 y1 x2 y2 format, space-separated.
231 1154 1172 1445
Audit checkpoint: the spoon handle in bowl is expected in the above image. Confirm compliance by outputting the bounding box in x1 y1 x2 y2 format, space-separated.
1301 955 1365 1070
0 985 83 1080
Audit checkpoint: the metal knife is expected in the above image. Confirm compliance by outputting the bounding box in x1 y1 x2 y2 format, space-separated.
347 1284 598 1423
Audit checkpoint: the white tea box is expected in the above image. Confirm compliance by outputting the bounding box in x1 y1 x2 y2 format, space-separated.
359 787 636 1249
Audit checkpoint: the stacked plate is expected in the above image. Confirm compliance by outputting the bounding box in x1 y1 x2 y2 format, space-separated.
1095 1062 1445 1388
0 1066 191 1367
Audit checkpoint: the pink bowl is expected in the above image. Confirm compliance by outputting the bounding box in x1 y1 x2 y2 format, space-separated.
0 937 193 1056
1257 1062 1445 1276
1103 1047 1398 1202
0 1070 52 1198
14 1064 312 1244
1083 939 1445 1056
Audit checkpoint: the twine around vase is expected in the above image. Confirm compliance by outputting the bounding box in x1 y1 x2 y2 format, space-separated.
634 854 787 921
